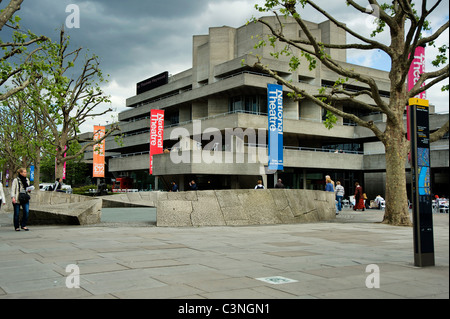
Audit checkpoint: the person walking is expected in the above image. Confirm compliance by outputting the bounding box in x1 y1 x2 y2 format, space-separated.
0 180 6 210
254 180 265 189
274 179 285 188
325 175 335 189
53 177 63 192
335 181 345 212
11 168 32 231
188 180 198 191
170 181 179 192
353 181 365 211
325 176 334 192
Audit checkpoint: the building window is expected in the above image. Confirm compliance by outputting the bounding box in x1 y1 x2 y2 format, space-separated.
229 95 267 114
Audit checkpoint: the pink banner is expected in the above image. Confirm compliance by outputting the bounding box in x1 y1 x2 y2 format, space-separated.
408 46 426 99
149 109 165 175
63 146 67 180
407 46 426 141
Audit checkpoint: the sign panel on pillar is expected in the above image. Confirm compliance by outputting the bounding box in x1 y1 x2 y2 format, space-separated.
409 98 434 267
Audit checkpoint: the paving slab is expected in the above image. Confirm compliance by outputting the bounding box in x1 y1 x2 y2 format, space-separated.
0 209 448 302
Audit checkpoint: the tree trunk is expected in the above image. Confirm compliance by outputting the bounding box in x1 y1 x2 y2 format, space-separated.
55 156 65 182
382 122 412 226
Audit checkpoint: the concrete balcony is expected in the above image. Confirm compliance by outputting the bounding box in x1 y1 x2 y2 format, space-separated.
109 111 360 154
108 147 364 174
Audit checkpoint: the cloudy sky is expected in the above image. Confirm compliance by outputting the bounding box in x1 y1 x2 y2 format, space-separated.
6 0 450 132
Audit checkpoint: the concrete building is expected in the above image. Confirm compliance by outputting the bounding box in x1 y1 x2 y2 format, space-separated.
84 16 449 199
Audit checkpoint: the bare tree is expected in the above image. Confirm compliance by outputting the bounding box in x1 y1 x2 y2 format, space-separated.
249 0 449 225
28 28 120 179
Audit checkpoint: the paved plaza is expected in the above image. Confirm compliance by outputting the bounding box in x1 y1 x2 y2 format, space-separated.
0 208 448 300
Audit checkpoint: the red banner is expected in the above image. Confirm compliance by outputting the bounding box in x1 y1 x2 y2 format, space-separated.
149 109 165 175
93 126 106 178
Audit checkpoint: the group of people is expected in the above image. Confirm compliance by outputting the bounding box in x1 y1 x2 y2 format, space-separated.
324 175 367 213
255 179 285 189
169 180 198 192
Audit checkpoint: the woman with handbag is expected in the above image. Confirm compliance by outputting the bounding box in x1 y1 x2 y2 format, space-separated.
11 168 32 231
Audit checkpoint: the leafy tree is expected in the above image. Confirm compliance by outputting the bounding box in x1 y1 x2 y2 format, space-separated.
248 0 449 225
1 1 47 101
1 1 46 182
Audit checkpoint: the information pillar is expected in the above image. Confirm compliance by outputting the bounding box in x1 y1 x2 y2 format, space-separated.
409 98 434 267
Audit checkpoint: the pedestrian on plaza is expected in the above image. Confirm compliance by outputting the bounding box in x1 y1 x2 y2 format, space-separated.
170 181 179 192
353 181 365 211
53 177 63 192
11 168 32 231
0 180 6 210
189 180 198 191
274 178 285 189
374 194 384 209
254 180 265 189
335 181 345 212
325 176 334 192
325 174 335 189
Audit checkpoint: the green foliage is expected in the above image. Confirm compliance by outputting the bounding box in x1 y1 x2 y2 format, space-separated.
71 184 97 195
324 110 337 130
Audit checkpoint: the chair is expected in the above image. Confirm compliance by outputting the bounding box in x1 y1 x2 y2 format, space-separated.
342 199 350 209
439 200 449 213
440 206 449 213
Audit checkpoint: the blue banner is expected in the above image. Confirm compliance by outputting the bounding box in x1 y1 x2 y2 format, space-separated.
267 84 284 171
30 165 35 182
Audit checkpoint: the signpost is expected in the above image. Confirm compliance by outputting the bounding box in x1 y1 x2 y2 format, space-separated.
409 98 435 267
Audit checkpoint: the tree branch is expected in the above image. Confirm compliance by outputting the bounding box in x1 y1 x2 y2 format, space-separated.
0 0 23 31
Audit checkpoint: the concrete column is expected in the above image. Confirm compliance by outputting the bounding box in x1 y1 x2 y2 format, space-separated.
192 101 208 120
303 169 307 189
179 105 192 123
155 176 159 191
284 98 298 120
300 100 321 122
208 97 228 117
179 175 185 191
262 174 268 189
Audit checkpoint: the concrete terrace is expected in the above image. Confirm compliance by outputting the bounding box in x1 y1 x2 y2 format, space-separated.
0 209 448 300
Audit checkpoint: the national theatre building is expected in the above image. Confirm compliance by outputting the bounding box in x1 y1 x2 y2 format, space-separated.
84 16 449 199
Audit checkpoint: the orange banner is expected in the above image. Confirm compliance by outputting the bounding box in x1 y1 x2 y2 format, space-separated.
93 126 105 178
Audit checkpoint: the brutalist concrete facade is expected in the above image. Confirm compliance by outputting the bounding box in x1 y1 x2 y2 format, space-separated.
85 16 449 199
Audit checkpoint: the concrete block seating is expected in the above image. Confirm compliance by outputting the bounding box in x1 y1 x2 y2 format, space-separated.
155 189 336 227
2 189 102 225
1 188 335 227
